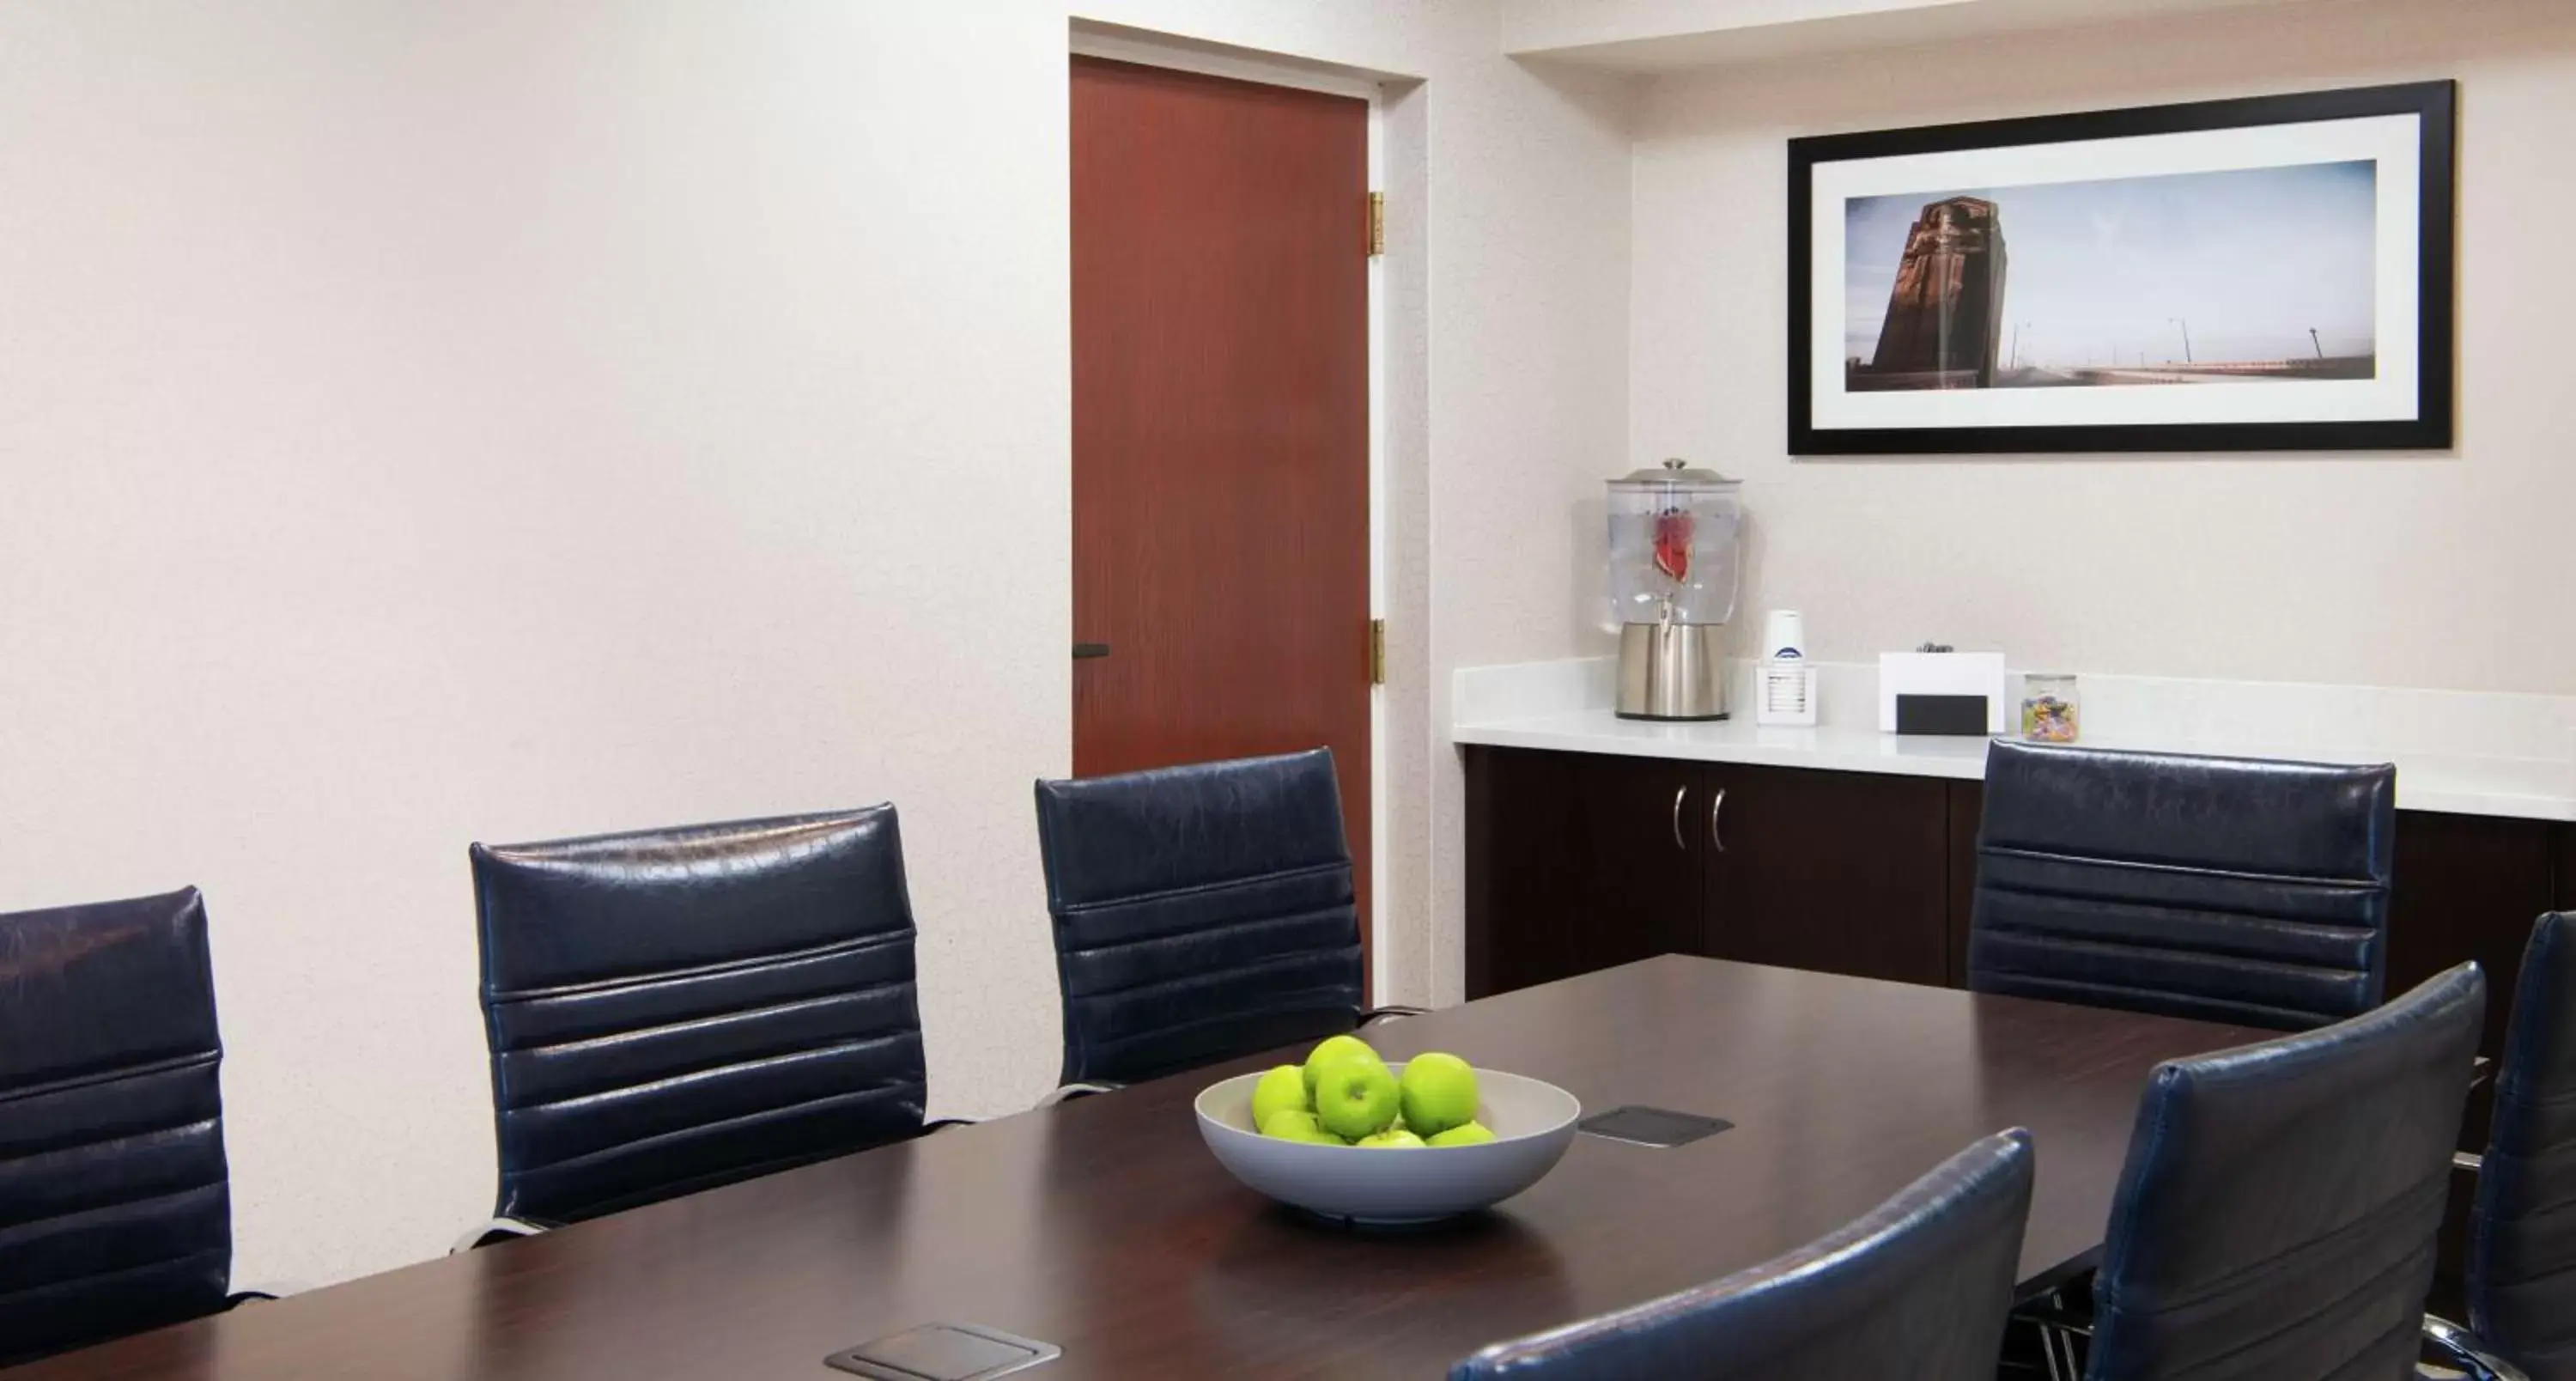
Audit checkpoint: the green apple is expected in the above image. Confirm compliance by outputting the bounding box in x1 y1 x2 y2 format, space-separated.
1260 1108 1327 1140
1357 1128 1425 1148
1275 1124 1352 1147
1250 1064 1309 1132
1398 1052 1479 1136
1311 1056 1400 1140
1302 1034 1382 1098
1425 1122 1497 1147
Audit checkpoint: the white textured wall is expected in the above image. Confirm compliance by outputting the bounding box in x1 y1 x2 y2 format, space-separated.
0 0 1634 1290
0 0 1078 1290
1630 0 2576 694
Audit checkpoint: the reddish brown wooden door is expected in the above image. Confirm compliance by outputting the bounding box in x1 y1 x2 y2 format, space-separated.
1070 57 1373 946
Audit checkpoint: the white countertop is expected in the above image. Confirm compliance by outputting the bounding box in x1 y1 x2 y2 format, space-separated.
1451 660 2576 824
1453 709 2576 821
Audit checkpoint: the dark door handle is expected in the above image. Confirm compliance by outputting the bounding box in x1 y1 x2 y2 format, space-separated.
1072 642 1112 660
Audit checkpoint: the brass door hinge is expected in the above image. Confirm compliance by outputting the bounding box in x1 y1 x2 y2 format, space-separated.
1367 192 1385 258
1370 617 1388 685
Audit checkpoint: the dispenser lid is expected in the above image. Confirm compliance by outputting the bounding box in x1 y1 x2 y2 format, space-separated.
1610 457 1740 490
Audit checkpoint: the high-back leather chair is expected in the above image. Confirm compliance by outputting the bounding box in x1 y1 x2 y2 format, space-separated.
1448 1129 2035 1380
2080 963 2484 1380
1970 740 2397 1031
2465 911 2576 1380
470 807 933 1228
1034 750 1370 1087
0 888 238 1366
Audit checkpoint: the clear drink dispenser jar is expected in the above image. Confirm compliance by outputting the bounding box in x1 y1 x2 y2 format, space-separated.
1607 459 1742 630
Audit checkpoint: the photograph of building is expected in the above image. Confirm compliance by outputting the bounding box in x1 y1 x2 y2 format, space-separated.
1846 160 2379 389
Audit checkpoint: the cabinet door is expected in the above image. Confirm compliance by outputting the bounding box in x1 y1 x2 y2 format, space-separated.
1700 763 1950 987
2558 823 2576 911
2385 811 2558 1317
1945 781 1985 989
2387 811 2555 1052
1464 746 1703 999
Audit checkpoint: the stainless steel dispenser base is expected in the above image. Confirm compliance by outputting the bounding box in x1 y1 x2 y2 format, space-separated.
1616 622 1728 721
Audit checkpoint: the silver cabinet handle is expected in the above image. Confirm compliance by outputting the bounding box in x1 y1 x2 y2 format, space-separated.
1709 788 1728 852
1670 785 1689 852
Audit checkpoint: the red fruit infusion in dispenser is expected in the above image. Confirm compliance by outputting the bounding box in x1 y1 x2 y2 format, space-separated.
1651 508 1694 583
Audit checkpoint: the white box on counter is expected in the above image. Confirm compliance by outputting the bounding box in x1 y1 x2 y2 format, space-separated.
1878 651 2008 735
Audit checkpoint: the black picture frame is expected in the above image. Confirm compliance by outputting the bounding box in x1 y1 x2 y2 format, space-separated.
1787 81 2455 455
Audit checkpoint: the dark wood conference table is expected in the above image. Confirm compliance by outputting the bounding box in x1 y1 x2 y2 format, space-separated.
12 957 2265 1380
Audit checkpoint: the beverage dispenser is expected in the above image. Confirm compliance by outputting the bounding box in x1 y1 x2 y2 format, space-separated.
1607 459 1742 721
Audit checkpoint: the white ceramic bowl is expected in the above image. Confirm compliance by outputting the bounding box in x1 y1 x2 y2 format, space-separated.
1194 1062 1582 1226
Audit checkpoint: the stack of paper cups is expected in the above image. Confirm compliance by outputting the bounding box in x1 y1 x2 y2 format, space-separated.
1763 610 1807 660
1757 611 1817 726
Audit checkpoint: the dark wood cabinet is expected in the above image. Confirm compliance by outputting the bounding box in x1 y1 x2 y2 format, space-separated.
1463 745 1702 999
1465 747 1952 997
1945 781 1984 987
2385 812 2557 1045
1698 763 1951 986
1467 745 2576 1008
2558 822 2576 910
2378 811 2562 1314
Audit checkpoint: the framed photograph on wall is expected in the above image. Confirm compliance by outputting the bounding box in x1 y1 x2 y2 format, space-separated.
1788 81 2454 454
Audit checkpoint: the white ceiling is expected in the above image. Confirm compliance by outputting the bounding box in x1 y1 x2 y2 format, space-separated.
1501 0 2340 70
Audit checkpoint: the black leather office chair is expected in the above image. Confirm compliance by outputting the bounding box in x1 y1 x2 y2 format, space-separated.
1033 749 1411 1092
1969 740 2397 1031
1447 1129 2035 1379
2054 963 2485 1381
465 807 936 1240
0 888 252 1367
2453 911 2576 1381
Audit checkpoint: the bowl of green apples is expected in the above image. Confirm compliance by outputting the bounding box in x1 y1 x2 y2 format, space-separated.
1194 1035 1582 1226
